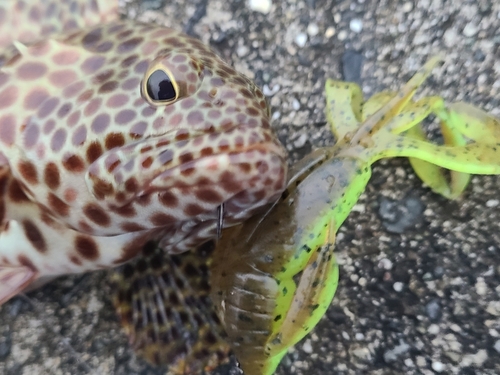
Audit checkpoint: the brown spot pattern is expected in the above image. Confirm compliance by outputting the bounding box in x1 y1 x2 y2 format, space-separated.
75 235 99 260
18 161 38 184
44 162 60 189
63 154 85 172
105 133 125 150
18 255 37 271
86 141 103 163
83 203 111 226
22 220 47 253
47 192 70 216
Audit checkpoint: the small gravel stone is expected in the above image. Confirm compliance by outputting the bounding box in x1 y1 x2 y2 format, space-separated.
236 45 249 57
475 278 488 296
428 324 440 335
494 340 500 353
295 33 308 47
302 339 313 354
263 84 280 96
349 19 363 33
341 50 363 84
338 30 347 41
426 299 442 322
378 196 424 234
378 258 393 270
383 340 410 363
393 281 404 292
307 23 319 37
355 333 365 340
325 26 335 38
444 28 459 47
433 266 445 278
0 330 11 360
486 199 499 207
402 2 413 12
431 361 445 372
463 22 478 37
293 133 308 148
292 98 301 110
248 0 272 14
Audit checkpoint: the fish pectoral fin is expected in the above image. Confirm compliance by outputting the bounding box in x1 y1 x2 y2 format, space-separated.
0 266 36 305
110 240 230 373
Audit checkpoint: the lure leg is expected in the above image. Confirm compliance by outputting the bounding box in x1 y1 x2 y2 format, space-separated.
325 80 363 140
358 94 500 199
264 219 339 372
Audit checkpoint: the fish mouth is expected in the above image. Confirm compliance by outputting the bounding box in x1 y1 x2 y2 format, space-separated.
86 122 286 209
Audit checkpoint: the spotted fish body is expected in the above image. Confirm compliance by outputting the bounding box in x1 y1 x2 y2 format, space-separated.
0 1 287 305
0 0 119 65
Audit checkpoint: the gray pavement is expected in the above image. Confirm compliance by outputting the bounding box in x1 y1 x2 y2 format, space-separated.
0 0 499 374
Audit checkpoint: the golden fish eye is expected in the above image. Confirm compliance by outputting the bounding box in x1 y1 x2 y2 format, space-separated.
143 68 179 104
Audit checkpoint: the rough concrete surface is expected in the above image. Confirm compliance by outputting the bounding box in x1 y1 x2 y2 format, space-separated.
1 0 499 374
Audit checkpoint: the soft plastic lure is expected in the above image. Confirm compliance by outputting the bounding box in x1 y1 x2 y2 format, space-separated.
208 56 500 375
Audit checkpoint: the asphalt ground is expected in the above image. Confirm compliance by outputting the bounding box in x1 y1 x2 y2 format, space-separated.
0 0 499 374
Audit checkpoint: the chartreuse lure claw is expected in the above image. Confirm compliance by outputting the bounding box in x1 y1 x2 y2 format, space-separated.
210 56 500 375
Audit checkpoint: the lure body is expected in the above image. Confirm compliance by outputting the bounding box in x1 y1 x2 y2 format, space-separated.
210 57 500 375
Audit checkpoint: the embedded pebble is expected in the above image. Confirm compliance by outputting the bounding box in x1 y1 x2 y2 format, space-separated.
383 340 410 363
378 258 393 270
393 281 404 292
338 30 348 40
237 45 249 57
292 98 301 110
293 133 308 148
263 83 280 96
352 347 371 360
342 50 364 83
475 277 487 296
402 1 413 12
295 33 308 47
0 330 11 360
426 299 442 322
431 361 445 372
248 0 272 14
302 339 313 354
307 23 319 37
325 26 335 38
463 22 478 37
486 199 499 207
494 340 500 353
378 196 424 234
443 28 459 47
428 324 440 335
349 19 363 33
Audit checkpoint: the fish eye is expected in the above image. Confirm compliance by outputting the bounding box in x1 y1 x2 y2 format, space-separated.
143 68 179 104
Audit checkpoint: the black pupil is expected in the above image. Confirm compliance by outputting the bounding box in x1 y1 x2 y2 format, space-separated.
146 70 176 101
